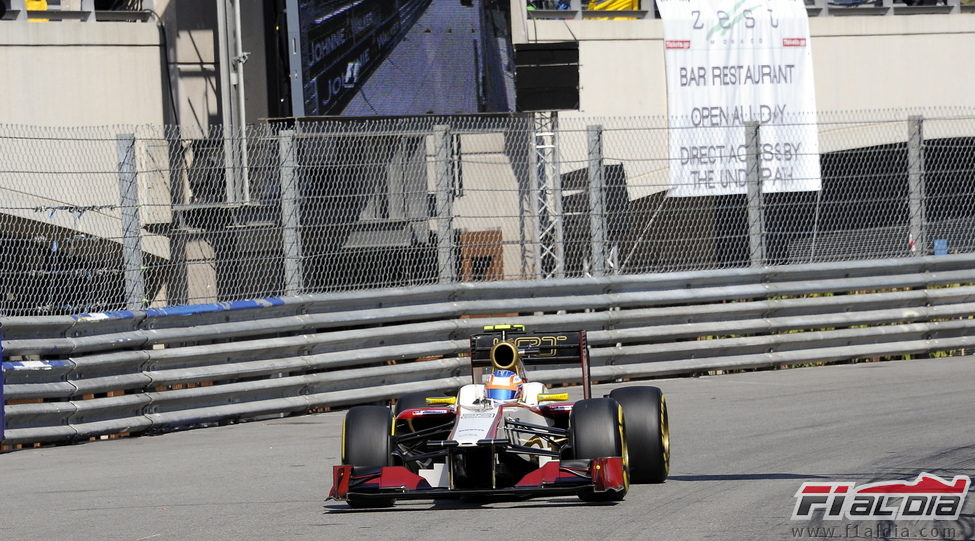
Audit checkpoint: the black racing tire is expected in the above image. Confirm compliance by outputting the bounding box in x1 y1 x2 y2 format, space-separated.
393 391 448 417
609 386 670 484
570 397 628 502
342 406 394 508
342 405 393 467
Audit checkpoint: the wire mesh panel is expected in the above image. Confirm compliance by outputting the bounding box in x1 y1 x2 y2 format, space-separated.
0 126 132 315
288 115 537 291
920 115 975 256
1 110 974 316
133 124 286 308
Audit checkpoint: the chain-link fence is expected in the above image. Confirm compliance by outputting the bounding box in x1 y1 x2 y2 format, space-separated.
1 109 973 316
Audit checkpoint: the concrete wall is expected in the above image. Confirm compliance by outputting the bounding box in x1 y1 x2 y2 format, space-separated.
0 0 269 130
6 6 970 132
160 0 269 134
0 21 166 126
510 8 975 118
510 6 975 201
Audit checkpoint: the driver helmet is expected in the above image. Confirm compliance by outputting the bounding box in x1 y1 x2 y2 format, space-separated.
486 369 523 404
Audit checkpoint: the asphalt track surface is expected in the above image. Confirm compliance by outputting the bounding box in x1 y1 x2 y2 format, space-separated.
4 356 975 540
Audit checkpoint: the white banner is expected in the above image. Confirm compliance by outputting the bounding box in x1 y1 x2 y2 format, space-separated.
658 0 821 197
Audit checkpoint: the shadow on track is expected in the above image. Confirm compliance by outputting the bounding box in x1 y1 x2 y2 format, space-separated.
323 496 602 513
668 473 830 482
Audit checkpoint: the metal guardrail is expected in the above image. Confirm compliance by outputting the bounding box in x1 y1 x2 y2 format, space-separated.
4 253 975 446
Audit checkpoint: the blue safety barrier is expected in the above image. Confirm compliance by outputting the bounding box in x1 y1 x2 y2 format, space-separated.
1 327 5 443
142 298 284 317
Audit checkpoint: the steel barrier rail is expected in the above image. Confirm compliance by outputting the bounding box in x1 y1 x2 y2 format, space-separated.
4 289 957 400
6 265 975 358
3 254 975 446
6 268 965 374
6 251 975 345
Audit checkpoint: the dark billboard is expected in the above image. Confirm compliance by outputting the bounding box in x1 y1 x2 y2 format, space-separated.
286 0 514 117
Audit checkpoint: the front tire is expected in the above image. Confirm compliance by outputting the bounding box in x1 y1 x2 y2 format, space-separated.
570 397 628 502
342 406 394 508
609 386 669 483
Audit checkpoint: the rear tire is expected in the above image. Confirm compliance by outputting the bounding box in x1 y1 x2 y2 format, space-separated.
570 398 628 502
342 406 394 508
609 386 670 483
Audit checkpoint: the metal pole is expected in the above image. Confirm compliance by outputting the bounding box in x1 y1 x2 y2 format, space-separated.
216 0 239 203
279 129 303 295
908 115 927 256
518 134 529 280
588 125 606 277
434 125 456 283
166 126 189 305
549 113 565 278
232 0 250 202
285 0 305 117
809 188 823 263
117 134 145 311
533 111 565 279
527 123 544 279
745 121 765 267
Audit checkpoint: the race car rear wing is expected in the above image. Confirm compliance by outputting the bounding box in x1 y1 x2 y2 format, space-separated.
469 325 593 399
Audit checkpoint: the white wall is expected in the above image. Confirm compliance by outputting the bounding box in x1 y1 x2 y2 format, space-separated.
0 0 269 131
0 22 165 126
510 7 975 202
510 8 975 118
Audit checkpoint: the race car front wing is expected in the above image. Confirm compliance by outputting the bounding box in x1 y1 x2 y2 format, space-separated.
328 457 626 502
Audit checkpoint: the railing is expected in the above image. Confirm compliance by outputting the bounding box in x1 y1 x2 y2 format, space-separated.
4 253 975 447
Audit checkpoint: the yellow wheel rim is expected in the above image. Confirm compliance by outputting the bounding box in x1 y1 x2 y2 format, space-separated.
618 404 630 491
660 394 670 475
340 417 347 464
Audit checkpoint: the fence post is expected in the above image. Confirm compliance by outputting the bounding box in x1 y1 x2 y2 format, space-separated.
117 134 145 311
526 121 543 279
434 125 456 283
588 125 607 277
166 127 189 305
745 121 765 267
908 115 927 256
279 129 304 295
531 112 566 280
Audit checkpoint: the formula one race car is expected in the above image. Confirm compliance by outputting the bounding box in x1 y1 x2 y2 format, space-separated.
328 325 670 507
